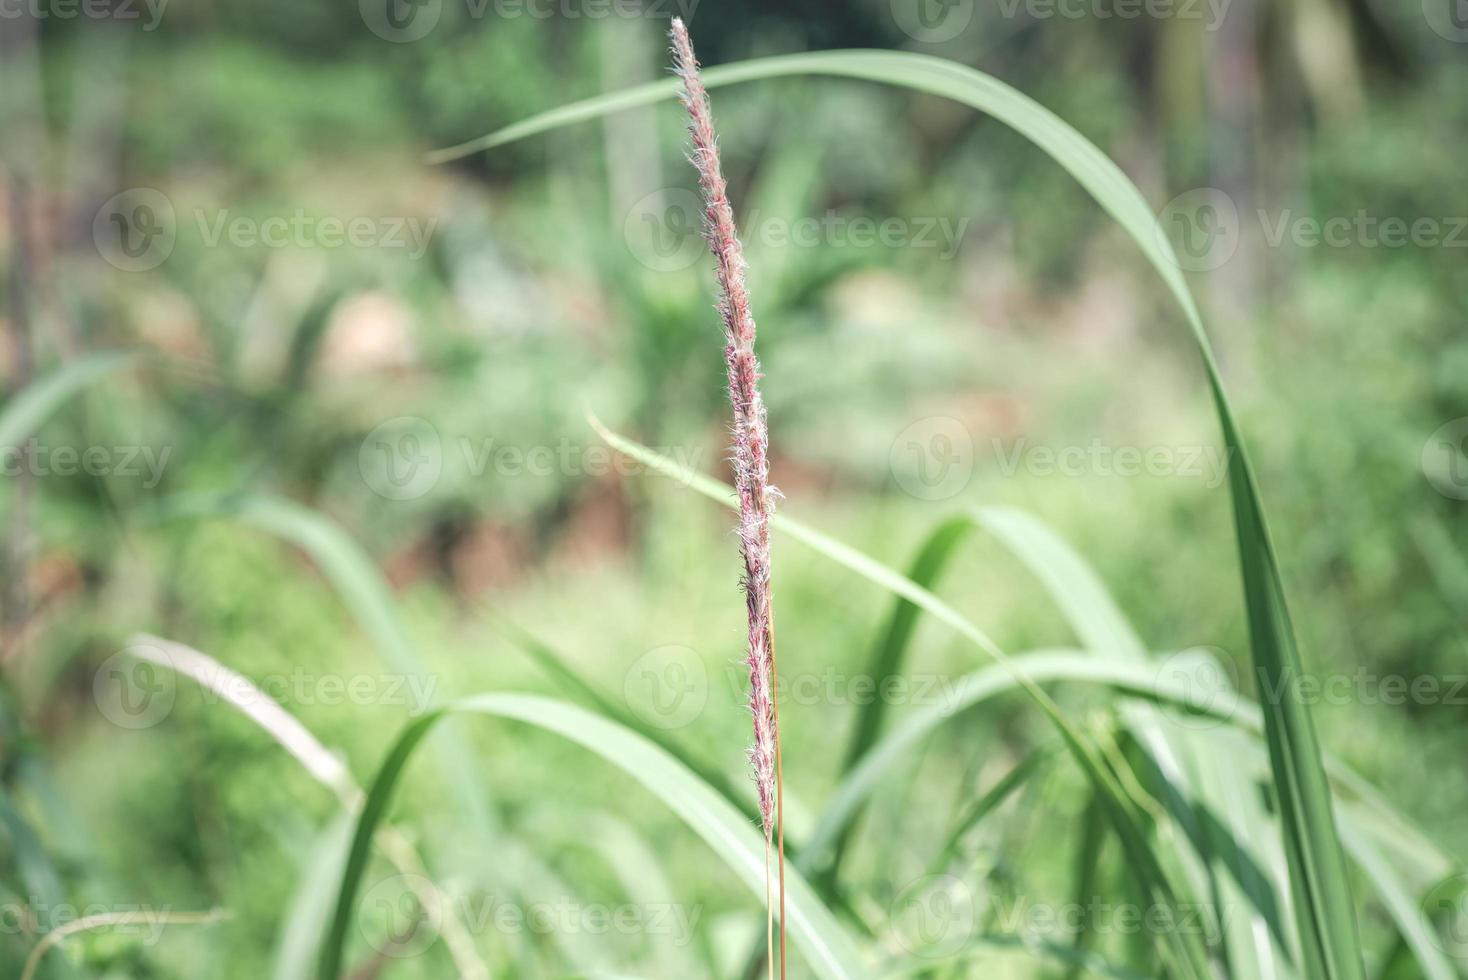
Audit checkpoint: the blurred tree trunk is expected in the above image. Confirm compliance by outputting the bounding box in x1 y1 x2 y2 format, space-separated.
1290 0 1365 121
1203 0 1261 349
0 12 42 664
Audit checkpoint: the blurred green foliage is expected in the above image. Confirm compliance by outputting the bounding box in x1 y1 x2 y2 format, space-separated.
3 1 1467 976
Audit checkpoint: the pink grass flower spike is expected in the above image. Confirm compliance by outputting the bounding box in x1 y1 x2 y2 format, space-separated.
670 17 787 979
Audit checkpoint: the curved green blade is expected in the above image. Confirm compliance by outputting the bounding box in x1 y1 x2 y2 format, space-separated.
0 351 135 449
447 49 1368 976
149 493 498 839
318 694 869 980
593 422 1214 979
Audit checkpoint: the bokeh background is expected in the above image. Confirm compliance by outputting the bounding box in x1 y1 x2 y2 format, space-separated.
2 0 1467 976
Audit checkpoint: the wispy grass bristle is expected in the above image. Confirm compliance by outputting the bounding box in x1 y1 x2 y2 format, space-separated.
670 17 786 978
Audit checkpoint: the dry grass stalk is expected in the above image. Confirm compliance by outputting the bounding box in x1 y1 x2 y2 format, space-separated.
670 17 787 979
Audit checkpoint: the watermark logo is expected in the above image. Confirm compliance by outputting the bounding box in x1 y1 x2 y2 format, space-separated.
360 874 444 958
93 188 176 272
1423 0 1468 42
624 188 705 272
1422 418 1468 500
624 645 707 730
360 0 443 42
1157 187 1240 272
890 416 975 501
890 0 975 42
891 874 976 958
1152 648 1238 730
360 417 444 501
93 645 177 730
1422 873 1468 956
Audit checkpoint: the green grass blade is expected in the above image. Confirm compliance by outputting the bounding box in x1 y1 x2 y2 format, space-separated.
926 749 1053 878
153 494 417 674
977 509 1296 973
318 694 869 980
595 421 1453 887
0 351 135 449
1227 441 1363 980
462 48 1365 975
489 613 751 813
1065 789 1109 978
0 787 82 980
272 812 355 980
151 492 498 837
817 516 975 889
128 636 493 979
1338 824 1457 980
840 516 976 771
976 507 1147 659
592 423 1216 980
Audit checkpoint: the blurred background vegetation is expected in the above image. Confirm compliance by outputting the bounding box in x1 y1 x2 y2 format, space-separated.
2 0 1467 976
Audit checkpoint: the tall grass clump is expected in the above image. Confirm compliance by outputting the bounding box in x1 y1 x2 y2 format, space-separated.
8 20 1466 980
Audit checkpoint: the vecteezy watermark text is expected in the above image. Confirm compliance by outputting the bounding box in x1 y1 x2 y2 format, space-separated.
359 875 702 958
888 416 1234 503
890 874 1227 959
2 440 171 488
93 650 439 730
358 416 706 501
624 189 970 271
1158 188 1468 271
93 188 437 272
0 0 167 29
0 900 176 946
889 0 1230 44
360 0 700 43
990 437 1233 488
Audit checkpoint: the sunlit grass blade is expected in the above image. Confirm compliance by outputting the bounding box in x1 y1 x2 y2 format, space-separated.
1064 789 1109 977
272 813 355 980
489 612 751 814
126 635 490 980
592 422 1448 864
600 436 1224 976
1226 438 1364 980
587 814 705 977
0 785 83 980
317 694 870 980
149 492 498 836
840 516 975 772
0 351 135 450
464 49 1366 976
1337 824 1457 980
926 749 1053 878
977 509 1293 971
818 515 975 890
591 422 1211 980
